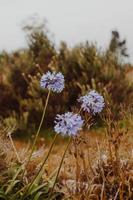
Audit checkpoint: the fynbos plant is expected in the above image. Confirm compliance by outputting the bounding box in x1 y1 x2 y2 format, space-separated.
0 72 108 200
22 71 65 179
23 71 105 199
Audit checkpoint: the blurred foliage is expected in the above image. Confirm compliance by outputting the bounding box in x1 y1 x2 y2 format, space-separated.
0 20 133 135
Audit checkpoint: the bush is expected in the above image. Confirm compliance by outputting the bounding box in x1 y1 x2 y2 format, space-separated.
0 26 132 135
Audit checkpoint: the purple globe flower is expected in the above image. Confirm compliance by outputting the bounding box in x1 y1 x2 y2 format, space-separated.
40 71 64 93
54 112 84 136
78 90 105 115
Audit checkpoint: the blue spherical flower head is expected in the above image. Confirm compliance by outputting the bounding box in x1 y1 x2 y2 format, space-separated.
78 90 105 115
54 112 84 136
40 71 65 93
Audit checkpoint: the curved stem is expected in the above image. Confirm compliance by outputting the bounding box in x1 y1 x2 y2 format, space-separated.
49 136 72 199
14 132 57 200
21 90 51 180
27 133 58 193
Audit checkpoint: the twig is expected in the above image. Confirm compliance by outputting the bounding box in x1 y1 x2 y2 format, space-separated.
8 132 21 163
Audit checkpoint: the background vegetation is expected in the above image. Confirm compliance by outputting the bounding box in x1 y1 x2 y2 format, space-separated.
0 21 133 136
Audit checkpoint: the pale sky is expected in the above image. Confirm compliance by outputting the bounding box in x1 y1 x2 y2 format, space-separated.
0 0 133 62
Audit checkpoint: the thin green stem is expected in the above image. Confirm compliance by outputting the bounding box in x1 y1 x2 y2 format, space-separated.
21 90 51 180
26 133 58 193
49 136 72 199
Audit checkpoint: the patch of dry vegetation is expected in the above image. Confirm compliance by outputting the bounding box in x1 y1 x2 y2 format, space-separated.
1 120 132 199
